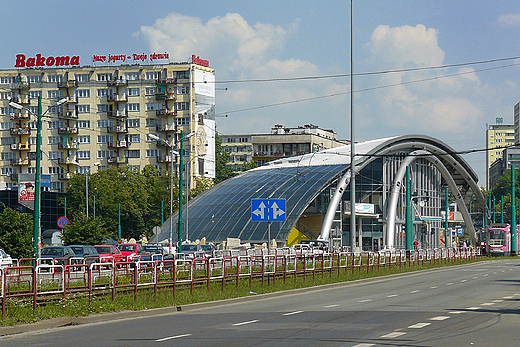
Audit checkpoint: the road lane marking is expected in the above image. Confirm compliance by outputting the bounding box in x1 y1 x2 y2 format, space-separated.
359 299 372 303
380 331 406 338
449 311 464 314
504 296 514 299
446 283 453 286
387 294 398 298
411 290 420 293
483 274 489 277
156 334 192 342
493 300 503 303
466 307 480 310
324 304 339 308
473 277 478 279
232 320 259 326
481 303 495 306
352 344 375 347
283 310 303 316
408 322 431 329
460 279 467 283
429 316 450 321
430 286 438 289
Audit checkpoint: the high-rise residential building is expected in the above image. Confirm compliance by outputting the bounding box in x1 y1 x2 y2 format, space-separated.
0 53 215 193
486 122 515 189
220 124 346 171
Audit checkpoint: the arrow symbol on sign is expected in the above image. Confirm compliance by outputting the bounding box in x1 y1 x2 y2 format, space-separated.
271 202 285 220
253 202 266 220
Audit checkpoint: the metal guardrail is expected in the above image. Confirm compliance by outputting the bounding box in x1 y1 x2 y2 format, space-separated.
0 247 481 319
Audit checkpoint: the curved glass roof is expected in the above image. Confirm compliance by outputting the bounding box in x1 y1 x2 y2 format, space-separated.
153 164 347 243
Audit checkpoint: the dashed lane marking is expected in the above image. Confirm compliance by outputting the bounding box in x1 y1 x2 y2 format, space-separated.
359 299 372 303
283 311 303 316
352 344 375 347
493 300 503 303
387 294 398 298
449 311 464 314
155 334 192 342
411 290 420 293
429 316 450 321
232 320 259 326
324 304 339 308
408 322 431 329
446 283 454 286
380 331 406 339
466 307 480 310
430 286 438 289
481 303 495 306
460 279 467 283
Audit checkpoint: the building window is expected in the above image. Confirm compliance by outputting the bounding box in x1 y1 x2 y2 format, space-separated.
77 120 90 128
176 86 189 94
48 136 61 144
0 137 15 145
77 135 90 144
127 88 140 96
47 75 63 83
97 119 113 128
174 102 189 110
48 151 63 159
124 72 140 81
97 150 114 158
129 134 140 143
77 151 90 159
126 103 140 112
127 119 140 128
145 87 156 95
146 103 162 111
97 135 113 144
97 73 113 81
77 105 90 113
173 71 190 79
27 75 42 83
48 167 63 174
0 122 15 130
145 72 158 80
76 89 90 98
48 121 64 129
28 91 42 99
146 118 161 127
175 117 189 126
125 150 140 158
48 90 63 99
0 76 14 84
97 89 113 97
1 152 16 160
146 149 162 157
76 74 90 82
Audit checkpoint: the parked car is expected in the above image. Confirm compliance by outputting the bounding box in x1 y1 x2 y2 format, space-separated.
68 245 100 265
179 244 204 260
137 245 164 261
40 246 76 265
0 248 13 268
117 243 143 261
94 245 125 263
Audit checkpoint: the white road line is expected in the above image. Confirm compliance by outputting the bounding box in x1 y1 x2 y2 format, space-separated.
324 304 339 308
460 279 467 283
408 322 431 329
380 331 406 339
411 290 420 293
493 300 504 303
352 343 375 347
283 310 304 316
483 274 489 277
387 294 398 298
429 316 450 321
473 277 479 279
466 307 480 310
449 311 464 314
430 286 438 289
481 303 495 306
156 334 192 342
358 299 372 303
446 283 453 286
503 296 514 299
514 293 520 296
232 320 259 326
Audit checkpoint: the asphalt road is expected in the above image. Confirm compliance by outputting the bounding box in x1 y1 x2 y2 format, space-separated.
2 259 520 346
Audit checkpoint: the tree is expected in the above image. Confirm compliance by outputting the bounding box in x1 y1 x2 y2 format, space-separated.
61 212 109 245
0 205 33 258
214 133 235 184
242 160 258 171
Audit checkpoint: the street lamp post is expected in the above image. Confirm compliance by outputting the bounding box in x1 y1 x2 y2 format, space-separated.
9 96 66 258
149 132 194 255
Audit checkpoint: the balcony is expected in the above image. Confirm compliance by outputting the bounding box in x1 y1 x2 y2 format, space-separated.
11 158 30 166
62 95 78 104
10 82 30 89
58 157 78 165
10 127 31 135
108 140 128 148
107 79 128 87
57 80 79 88
107 126 128 133
155 91 176 101
10 143 31 151
107 156 128 164
58 127 78 134
57 109 78 119
156 124 176 132
107 94 128 102
156 78 177 84
107 109 128 118
157 155 175 163
58 142 79 149
9 94 30 104
10 112 31 120
58 173 72 180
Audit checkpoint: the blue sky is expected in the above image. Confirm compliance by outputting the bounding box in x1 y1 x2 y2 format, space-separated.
3 0 520 184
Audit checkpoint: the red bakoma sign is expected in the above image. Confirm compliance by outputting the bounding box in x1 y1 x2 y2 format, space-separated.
15 54 80 68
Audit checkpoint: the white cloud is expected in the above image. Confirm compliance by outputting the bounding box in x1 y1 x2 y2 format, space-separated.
498 13 520 26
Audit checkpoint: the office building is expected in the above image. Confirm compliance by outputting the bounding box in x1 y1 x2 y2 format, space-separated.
486 122 514 189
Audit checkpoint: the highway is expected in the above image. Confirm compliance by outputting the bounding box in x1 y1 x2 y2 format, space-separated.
2 259 520 346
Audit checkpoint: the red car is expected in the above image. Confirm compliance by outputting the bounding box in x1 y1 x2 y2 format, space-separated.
117 243 143 261
94 245 125 263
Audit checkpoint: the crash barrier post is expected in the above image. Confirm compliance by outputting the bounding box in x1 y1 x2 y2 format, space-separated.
222 256 239 291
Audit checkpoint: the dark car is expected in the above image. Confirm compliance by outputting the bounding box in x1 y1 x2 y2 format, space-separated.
69 245 100 265
137 245 164 261
40 246 76 266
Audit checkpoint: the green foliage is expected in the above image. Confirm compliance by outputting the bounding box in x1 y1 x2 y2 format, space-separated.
61 212 109 245
490 168 519 222
190 177 214 198
0 205 33 258
242 160 258 171
214 133 236 184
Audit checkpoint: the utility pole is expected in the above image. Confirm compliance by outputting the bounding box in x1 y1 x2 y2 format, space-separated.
33 96 42 259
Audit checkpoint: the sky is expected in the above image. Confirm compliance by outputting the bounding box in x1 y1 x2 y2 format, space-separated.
3 0 520 185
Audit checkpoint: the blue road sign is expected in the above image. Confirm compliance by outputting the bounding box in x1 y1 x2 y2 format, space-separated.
251 199 286 222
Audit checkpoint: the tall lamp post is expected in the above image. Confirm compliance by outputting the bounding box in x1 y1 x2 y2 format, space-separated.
9 96 66 258
149 131 194 254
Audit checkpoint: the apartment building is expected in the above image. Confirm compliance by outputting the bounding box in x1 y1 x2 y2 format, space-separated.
486 122 515 189
0 53 215 192
220 124 346 171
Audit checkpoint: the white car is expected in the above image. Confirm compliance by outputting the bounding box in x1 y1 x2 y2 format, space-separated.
0 248 13 268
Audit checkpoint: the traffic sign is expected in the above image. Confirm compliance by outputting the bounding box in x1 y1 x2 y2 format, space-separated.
57 216 69 229
251 199 286 222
